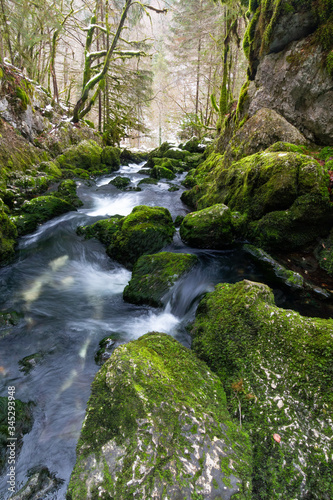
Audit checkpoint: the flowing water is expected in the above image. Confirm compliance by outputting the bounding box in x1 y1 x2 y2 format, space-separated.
0 163 331 498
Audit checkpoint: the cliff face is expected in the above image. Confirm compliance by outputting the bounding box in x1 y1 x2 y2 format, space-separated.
242 0 333 144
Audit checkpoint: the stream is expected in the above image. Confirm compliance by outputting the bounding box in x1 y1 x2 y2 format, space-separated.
0 162 331 499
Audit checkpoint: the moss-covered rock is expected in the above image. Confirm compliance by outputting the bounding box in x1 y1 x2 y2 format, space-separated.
179 204 240 249
101 146 121 171
151 165 176 180
52 179 83 207
76 215 124 246
56 140 102 171
10 466 64 500
66 332 252 500
152 157 182 172
243 244 304 289
38 161 62 178
174 215 184 227
123 252 198 307
19 352 44 374
120 148 148 165
184 150 327 220
13 195 75 236
251 192 333 250
107 206 175 269
182 137 206 154
315 229 333 276
0 199 18 265
138 177 158 186
95 333 121 365
109 176 131 190
0 396 34 475
191 279 333 499
163 147 190 161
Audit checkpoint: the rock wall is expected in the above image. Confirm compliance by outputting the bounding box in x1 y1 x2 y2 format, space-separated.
242 0 333 144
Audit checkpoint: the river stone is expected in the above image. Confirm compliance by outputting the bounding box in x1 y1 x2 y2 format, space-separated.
0 397 34 475
151 165 176 180
10 466 63 500
108 176 131 190
101 146 120 171
66 332 252 500
76 215 124 246
191 280 333 498
52 179 83 207
123 252 198 307
56 140 103 171
0 199 18 265
180 204 239 249
12 195 76 236
106 205 175 269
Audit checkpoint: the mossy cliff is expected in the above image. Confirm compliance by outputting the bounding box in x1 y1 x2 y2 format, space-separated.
191 280 333 499
67 332 252 500
241 0 333 143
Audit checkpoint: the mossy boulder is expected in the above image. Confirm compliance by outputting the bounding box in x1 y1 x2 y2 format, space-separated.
76 215 124 246
95 333 121 365
152 157 181 171
107 206 175 269
0 200 18 265
52 179 83 207
101 146 121 171
38 161 62 178
0 396 34 475
138 177 158 186
315 229 333 276
151 165 176 180
183 137 206 153
243 244 304 289
183 150 328 219
66 332 252 500
56 140 102 171
180 204 241 249
163 147 190 161
123 252 198 307
120 148 148 165
109 176 131 190
191 280 333 499
13 196 75 236
251 192 333 250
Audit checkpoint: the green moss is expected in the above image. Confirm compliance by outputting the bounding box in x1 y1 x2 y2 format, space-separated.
13 196 75 236
107 206 175 269
101 146 121 171
138 177 158 185
315 228 333 275
251 192 333 250
0 202 18 265
108 176 131 190
77 215 124 246
16 86 30 110
123 252 198 307
38 161 62 178
151 165 176 180
191 279 333 498
180 204 237 249
67 332 252 499
52 179 83 207
0 396 33 474
56 140 102 171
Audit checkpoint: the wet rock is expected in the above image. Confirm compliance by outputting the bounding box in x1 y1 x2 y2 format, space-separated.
95 334 121 365
120 148 148 165
151 165 176 180
138 177 158 185
191 279 333 498
0 199 17 265
108 176 131 190
67 332 252 499
19 353 44 374
11 466 63 500
179 204 243 249
56 140 103 171
52 179 83 207
100 146 120 171
12 195 76 236
107 205 175 269
174 215 184 227
0 397 34 475
243 244 304 289
182 136 206 153
76 215 124 246
123 252 198 307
